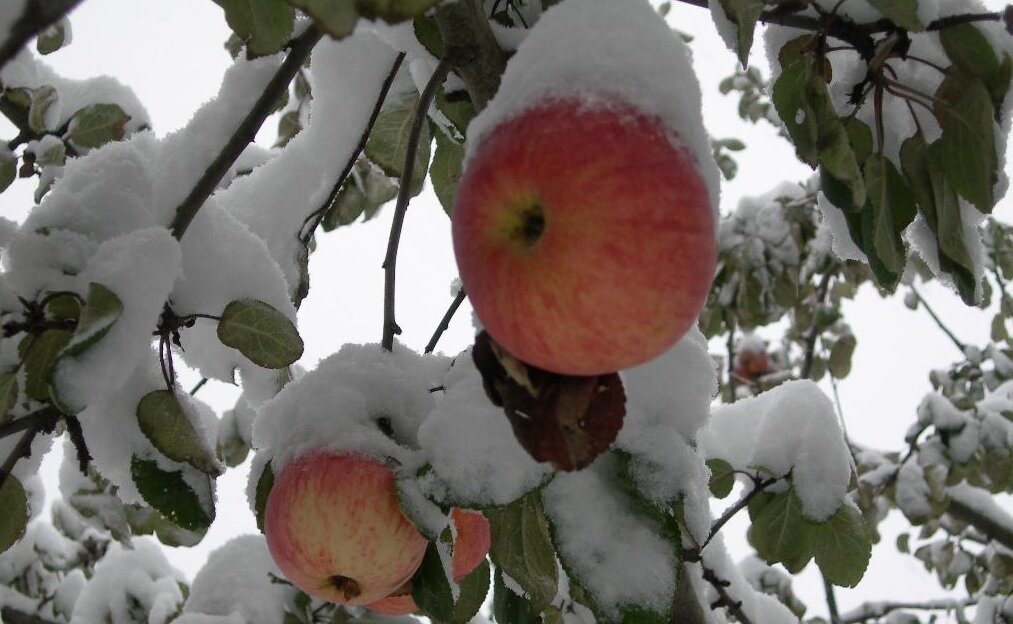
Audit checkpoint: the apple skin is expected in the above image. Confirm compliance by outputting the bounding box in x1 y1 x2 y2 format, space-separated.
452 98 716 376
264 452 428 605
366 508 491 616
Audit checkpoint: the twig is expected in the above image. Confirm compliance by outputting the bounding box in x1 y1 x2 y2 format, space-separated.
0 0 82 73
725 321 736 402
380 59 449 352
947 490 1013 551
801 271 834 379
927 11 1002 31
0 426 42 491
169 25 323 240
0 406 61 440
63 414 91 474
823 574 842 624
700 565 754 624
909 285 966 353
189 377 209 396
424 287 466 354
841 598 977 623
298 52 407 245
701 476 777 551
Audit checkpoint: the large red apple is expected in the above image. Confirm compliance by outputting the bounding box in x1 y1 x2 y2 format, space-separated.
452 97 716 375
264 452 428 605
366 508 491 616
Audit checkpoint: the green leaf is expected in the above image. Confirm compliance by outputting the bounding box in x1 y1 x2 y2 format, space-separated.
28 86 58 133
717 0 765 67
452 558 490 623
137 390 222 476
365 95 432 196
67 104 131 149
937 74 997 212
63 283 123 357
772 59 819 165
412 541 454 623
255 460 274 532
323 158 397 230
707 458 736 499
940 24 1000 82
125 504 207 547
413 15 444 58
486 490 559 612
216 408 250 468
828 333 856 379
44 293 81 322
864 0 923 31
843 118 873 166
217 299 304 369
0 474 28 554
747 489 813 572
864 154 916 278
130 456 215 532
285 0 357 38
435 88 476 138
20 329 72 402
430 130 464 216
69 492 133 542
493 567 539 624
213 0 295 57
356 0 440 22
808 504 872 587
0 149 16 194
0 373 17 425
36 19 69 55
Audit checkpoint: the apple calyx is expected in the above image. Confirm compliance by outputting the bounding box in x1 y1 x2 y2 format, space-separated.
328 575 361 601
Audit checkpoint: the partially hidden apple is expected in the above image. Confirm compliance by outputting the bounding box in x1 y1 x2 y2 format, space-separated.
264 452 428 605
452 97 716 375
366 508 491 616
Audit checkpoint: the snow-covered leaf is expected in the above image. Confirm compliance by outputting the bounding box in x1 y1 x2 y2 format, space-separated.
217 298 304 369
36 19 70 54
137 390 222 476
365 95 432 196
707 458 735 499
413 541 455 622
431 130 463 216
809 503 871 587
0 474 28 554
130 456 215 533
20 329 72 401
62 282 123 357
865 0 923 31
285 0 357 38
213 0 295 57
0 372 18 425
493 568 539 624
747 489 813 573
67 103 131 149
717 0 764 67
28 86 58 133
486 490 558 612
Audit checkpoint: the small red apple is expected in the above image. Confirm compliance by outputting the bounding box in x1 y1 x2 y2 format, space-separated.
264 452 428 605
366 508 491 616
452 97 715 375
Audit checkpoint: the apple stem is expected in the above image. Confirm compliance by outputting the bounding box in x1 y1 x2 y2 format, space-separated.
381 58 451 352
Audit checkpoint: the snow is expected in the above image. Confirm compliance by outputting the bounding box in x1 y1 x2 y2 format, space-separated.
947 483 1013 536
699 379 852 521
182 534 297 624
465 0 720 229
895 459 932 521
542 454 679 622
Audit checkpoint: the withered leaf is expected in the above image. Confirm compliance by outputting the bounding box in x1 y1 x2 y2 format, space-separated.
472 332 626 471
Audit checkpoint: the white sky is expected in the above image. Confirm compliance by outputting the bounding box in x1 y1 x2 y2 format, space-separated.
1 0 1010 621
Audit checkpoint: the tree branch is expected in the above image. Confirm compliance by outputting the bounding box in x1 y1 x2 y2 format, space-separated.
946 490 1013 551
801 271 834 379
424 286 466 354
0 0 83 73
169 25 323 240
380 59 449 351
1 606 61 624
0 407 61 441
701 476 777 552
841 598 976 623
433 0 508 110
910 285 966 354
823 573 842 624
700 565 754 624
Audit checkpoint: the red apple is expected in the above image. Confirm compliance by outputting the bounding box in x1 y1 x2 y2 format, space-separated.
366 508 491 616
452 97 716 375
264 452 428 605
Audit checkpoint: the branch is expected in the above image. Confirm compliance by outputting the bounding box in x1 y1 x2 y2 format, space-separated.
433 0 508 110
298 52 407 245
801 271 834 379
724 320 736 402
380 59 449 351
0 426 41 491
823 574 842 624
424 286 466 354
700 566 754 624
909 285 966 354
169 25 323 240
1 606 62 624
841 598 976 623
0 407 61 441
946 489 1013 551
0 0 83 73
701 476 777 551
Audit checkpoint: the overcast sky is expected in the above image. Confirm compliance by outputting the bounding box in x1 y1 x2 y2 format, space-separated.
1 0 1010 621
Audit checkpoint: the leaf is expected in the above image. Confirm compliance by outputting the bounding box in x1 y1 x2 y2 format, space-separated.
19 329 72 402
452 558 490 623
323 158 397 230
137 390 222 476
365 95 432 197
68 492 132 542
492 568 540 624
717 0 765 67
435 88 476 138
67 104 131 149
285 0 357 38
216 408 250 468
747 489 813 572
0 372 17 426
255 460 274 532
863 154 916 278
357 0 441 22
217 299 304 369
130 456 215 532
36 19 69 54
808 503 872 587
63 282 123 357
485 490 559 612
413 15 444 58
45 293 81 322
430 130 464 216
125 504 207 547
472 331 626 472
865 0 923 31
412 541 454 623
0 149 16 193
937 73 997 212
772 59 819 165
28 86 58 133
707 458 736 499
828 333 856 379
213 0 295 57
0 475 28 554
940 23 1000 82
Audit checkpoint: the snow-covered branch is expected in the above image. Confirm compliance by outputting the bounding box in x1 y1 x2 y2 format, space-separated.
0 0 81 72
841 597 976 623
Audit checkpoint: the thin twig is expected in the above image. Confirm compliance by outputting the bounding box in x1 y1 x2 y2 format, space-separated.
701 476 777 552
169 25 323 240
909 285 966 353
801 271 835 379
0 407 61 440
0 426 42 491
298 52 407 245
425 287 466 354
189 377 209 396
0 0 83 73
700 565 754 624
823 574 842 624
380 59 450 351
725 320 736 402
841 598 977 623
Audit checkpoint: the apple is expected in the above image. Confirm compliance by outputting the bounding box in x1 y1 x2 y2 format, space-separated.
452 97 716 375
366 508 491 615
264 452 428 605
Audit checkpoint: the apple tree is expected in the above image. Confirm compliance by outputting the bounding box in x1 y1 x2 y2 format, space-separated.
0 0 1012 623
